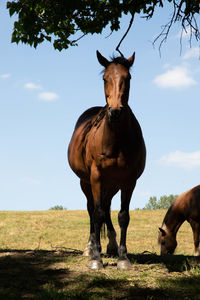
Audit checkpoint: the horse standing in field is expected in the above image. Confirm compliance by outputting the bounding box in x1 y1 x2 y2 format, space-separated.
68 51 146 270
158 185 200 255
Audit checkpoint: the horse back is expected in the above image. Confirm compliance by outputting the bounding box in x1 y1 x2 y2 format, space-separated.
176 185 200 222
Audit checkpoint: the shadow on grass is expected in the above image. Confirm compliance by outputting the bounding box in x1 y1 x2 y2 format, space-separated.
128 252 200 272
0 249 77 299
0 249 200 299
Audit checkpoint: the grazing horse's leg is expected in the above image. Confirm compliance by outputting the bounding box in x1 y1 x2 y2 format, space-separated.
117 182 136 270
189 219 200 256
80 180 95 257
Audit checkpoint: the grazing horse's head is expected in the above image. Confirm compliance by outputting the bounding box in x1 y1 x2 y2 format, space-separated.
158 227 177 255
97 51 135 122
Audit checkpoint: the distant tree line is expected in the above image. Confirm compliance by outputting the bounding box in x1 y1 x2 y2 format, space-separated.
144 194 178 210
49 205 67 210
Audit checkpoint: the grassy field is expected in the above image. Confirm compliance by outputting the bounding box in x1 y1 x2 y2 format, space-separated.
0 209 200 299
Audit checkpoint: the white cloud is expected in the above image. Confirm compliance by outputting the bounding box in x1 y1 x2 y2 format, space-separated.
159 150 200 169
20 177 40 185
183 47 200 60
0 73 11 79
38 92 58 102
154 65 197 89
24 82 42 90
163 63 170 69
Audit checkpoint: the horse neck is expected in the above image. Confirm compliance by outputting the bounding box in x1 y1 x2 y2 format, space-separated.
103 106 131 138
163 203 185 236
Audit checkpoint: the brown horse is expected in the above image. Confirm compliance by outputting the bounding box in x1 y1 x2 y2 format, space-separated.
68 51 146 270
158 185 200 255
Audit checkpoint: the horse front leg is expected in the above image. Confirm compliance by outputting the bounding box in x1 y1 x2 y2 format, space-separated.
88 164 105 270
117 183 136 270
190 219 200 256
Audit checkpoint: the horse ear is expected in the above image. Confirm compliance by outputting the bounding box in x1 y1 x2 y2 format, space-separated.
159 227 166 236
96 50 110 68
127 52 135 67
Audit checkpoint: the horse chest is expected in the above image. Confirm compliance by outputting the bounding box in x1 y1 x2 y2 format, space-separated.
86 129 137 168
96 142 137 173
98 152 127 169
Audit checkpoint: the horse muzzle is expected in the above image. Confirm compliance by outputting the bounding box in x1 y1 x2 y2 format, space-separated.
108 106 124 122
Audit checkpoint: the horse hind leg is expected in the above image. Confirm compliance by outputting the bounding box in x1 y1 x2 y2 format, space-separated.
105 209 118 256
107 230 118 256
80 180 95 258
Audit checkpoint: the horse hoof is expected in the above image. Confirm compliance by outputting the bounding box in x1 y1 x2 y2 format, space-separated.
117 259 132 270
88 260 103 270
83 247 93 257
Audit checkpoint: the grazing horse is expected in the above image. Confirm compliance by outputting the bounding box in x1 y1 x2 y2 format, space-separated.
158 185 200 256
68 51 146 270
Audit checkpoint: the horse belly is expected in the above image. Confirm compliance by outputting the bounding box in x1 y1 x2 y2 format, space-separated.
68 129 90 181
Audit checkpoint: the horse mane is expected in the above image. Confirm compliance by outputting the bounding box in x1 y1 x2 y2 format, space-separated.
110 55 132 69
74 106 107 143
162 196 184 231
93 106 107 127
100 55 132 74
162 203 175 227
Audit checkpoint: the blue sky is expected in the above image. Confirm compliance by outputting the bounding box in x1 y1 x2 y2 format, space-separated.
1 3 200 211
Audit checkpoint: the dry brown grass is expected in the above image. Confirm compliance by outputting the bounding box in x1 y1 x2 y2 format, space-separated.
0 210 193 255
0 209 199 299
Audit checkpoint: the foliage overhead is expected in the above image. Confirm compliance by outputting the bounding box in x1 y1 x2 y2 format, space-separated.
144 194 178 210
7 0 200 52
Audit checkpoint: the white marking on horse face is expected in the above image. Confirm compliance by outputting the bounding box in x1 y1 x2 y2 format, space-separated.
103 64 131 109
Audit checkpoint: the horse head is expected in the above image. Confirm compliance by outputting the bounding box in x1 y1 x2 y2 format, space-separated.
158 227 177 255
97 51 135 123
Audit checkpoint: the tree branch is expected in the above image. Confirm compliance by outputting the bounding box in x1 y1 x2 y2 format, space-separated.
71 33 87 44
152 0 177 56
153 0 200 55
115 13 134 57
